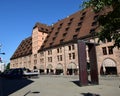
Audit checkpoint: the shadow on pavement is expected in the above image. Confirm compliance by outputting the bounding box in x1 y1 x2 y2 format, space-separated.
71 80 94 87
0 77 33 96
81 92 100 96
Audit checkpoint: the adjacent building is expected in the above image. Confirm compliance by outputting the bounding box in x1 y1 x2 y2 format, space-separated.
10 8 120 75
0 62 5 72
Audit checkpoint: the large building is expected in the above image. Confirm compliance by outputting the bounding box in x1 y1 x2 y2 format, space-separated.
10 8 120 75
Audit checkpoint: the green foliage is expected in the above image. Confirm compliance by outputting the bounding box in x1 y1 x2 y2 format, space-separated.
6 63 10 70
82 0 120 48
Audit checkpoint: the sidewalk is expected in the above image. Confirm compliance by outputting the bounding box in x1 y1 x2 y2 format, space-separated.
3 75 120 96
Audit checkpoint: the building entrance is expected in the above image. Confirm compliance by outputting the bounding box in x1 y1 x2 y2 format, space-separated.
56 69 63 75
102 58 117 75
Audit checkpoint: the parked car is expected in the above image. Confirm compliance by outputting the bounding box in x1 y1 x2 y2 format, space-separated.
0 68 39 78
0 68 23 78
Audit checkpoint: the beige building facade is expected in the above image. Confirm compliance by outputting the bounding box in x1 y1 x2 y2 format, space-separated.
10 8 120 75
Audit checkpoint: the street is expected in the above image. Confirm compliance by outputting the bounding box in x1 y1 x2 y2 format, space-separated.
1 75 120 96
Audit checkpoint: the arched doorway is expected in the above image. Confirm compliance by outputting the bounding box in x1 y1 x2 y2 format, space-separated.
33 66 37 69
101 58 117 75
67 62 77 75
56 63 63 75
47 64 53 74
39 65 44 74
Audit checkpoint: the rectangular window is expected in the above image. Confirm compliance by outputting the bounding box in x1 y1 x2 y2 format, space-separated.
108 46 113 54
72 53 75 59
48 57 52 62
40 52 44 56
60 47 62 53
40 58 44 63
72 44 75 50
102 47 107 55
48 50 52 55
57 48 62 53
69 53 71 60
34 60 37 64
57 48 59 53
68 46 71 51
57 56 59 61
60 55 62 61
34 54 37 58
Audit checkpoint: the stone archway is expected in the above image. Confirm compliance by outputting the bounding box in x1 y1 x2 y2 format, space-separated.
47 64 53 74
102 58 117 75
67 62 77 75
39 65 44 74
56 63 63 75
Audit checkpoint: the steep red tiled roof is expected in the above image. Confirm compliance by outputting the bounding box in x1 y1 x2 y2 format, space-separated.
38 8 99 51
38 7 111 51
10 37 32 60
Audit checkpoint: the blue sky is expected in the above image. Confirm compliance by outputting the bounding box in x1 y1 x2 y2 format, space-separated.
0 0 83 64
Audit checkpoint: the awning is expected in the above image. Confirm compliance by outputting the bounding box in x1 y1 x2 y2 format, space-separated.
103 58 116 67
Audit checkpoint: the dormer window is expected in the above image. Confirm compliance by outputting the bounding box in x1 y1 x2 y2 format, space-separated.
70 18 74 21
60 23 63 26
55 32 59 35
65 27 69 31
80 16 85 20
49 42 53 46
60 39 64 43
41 28 44 30
68 22 72 26
75 27 81 32
90 28 95 33
46 29 48 31
63 33 67 37
82 11 86 16
73 35 77 39
78 22 82 26
92 21 97 26
58 27 61 30
53 37 56 40
94 15 99 20
51 27 54 30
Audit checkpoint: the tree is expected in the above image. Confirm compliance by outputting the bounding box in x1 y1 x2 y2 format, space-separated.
82 0 120 48
6 63 10 70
